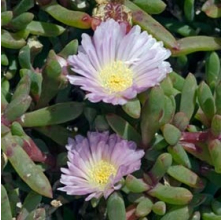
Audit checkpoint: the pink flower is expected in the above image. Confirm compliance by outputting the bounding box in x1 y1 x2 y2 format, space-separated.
67 19 172 105
58 132 144 200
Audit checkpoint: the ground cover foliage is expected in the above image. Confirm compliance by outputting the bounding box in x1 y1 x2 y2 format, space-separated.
1 0 221 219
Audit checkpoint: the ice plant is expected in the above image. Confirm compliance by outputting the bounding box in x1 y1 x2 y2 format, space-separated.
67 19 172 105
58 132 144 200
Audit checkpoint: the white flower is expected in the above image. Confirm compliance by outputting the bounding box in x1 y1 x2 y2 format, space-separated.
68 19 172 105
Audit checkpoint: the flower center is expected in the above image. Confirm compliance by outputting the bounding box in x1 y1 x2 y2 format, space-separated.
89 160 117 187
99 61 133 93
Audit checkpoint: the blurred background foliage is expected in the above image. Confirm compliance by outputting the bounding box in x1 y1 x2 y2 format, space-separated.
1 0 221 219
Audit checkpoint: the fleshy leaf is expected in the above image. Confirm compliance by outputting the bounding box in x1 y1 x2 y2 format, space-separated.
122 98 141 119
172 36 221 56
205 52 221 90
1 185 13 220
1 133 52 198
133 0 166 14
167 165 205 189
106 114 141 143
125 175 150 193
152 201 166 216
135 197 153 217
42 1 91 29
19 102 84 127
17 191 42 220
162 124 181 146
148 183 193 205
146 153 172 185
1 29 26 49
26 21 65 37
107 192 126 220
180 73 197 120
141 86 165 146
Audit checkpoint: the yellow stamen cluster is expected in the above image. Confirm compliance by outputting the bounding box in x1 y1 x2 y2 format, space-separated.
89 160 117 187
99 61 133 93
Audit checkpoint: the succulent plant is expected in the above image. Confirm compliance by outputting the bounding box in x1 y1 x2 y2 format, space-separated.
1 0 221 219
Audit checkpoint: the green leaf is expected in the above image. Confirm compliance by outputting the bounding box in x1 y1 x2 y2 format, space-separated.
150 134 168 151
211 115 221 137
205 52 221 90
127 193 145 204
211 199 221 215
17 191 42 220
59 39 78 59
36 50 67 108
3 95 32 121
184 0 195 22
107 192 126 220
1 124 10 137
1 94 8 112
125 175 150 193
19 45 32 69
45 50 62 79
13 0 34 16
106 114 141 143
11 121 26 136
172 112 189 131
148 183 193 205
202 207 221 220
9 12 34 31
172 36 221 56
7 188 20 217
133 0 166 14
158 18 197 37
1 185 12 220
162 124 181 146
1 50 9 66
167 165 205 189
1 29 26 49
159 95 176 126
42 1 91 29
152 201 166 216
1 77 10 98
11 74 31 101
19 102 84 127
169 71 185 92
147 153 172 184
1 11 13 26
180 73 197 120
140 86 165 145
135 197 153 217
26 21 65 37
215 82 221 114
20 69 43 101
168 144 191 168
4 56 19 80
160 76 177 96
202 1 221 18
160 205 193 220
1 133 52 198
198 81 215 121
94 115 109 132
122 98 141 119
35 125 76 146
208 139 221 173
